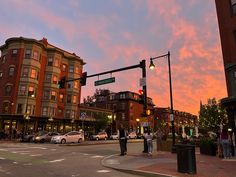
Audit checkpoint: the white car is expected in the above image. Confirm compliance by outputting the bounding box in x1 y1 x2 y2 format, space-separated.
110 134 119 140
128 132 137 139
51 131 84 144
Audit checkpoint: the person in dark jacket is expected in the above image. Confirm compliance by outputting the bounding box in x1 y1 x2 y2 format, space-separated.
118 124 127 156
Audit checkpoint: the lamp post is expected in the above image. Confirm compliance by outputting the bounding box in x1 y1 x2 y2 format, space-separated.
149 51 176 153
108 115 112 136
48 116 54 131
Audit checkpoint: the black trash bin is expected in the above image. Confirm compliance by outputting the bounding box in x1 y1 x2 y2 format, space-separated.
176 144 196 174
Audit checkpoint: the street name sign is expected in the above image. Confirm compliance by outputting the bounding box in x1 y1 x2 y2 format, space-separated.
94 77 115 86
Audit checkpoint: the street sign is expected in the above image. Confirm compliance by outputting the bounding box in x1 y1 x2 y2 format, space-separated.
80 112 87 120
170 114 174 121
139 77 146 87
94 77 115 86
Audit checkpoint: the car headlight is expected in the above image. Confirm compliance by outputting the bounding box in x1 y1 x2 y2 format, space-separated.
35 137 40 140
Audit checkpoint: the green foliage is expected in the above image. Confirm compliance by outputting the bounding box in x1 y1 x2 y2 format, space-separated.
199 98 228 133
94 112 110 132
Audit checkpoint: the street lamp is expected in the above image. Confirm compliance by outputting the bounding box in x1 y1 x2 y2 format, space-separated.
149 51 176 153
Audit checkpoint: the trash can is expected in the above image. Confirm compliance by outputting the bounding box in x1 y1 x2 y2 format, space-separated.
176 144 196 174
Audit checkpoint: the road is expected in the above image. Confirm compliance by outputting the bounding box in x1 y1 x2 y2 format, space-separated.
0 140 144 177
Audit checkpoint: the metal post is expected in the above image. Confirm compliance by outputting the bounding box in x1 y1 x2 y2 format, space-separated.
167 52 176 152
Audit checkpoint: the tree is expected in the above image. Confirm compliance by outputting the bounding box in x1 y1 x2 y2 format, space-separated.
94 112 110 133
199 98 228 133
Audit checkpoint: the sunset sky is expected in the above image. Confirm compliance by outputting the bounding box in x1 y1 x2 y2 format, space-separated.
0 0 227 115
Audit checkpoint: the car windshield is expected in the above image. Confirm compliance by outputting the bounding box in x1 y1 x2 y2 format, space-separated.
37 131 48 136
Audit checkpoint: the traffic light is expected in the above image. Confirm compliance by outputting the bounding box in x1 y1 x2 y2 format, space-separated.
58 76 66 89
138 89 144 104
80 72 87 86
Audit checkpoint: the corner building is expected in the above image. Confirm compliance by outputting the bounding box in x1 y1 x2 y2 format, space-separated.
0 37 85 134
215 1 236 133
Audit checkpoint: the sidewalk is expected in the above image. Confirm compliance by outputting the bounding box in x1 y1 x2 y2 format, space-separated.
102 150 236 177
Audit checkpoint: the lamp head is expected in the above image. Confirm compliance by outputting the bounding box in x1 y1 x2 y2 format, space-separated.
149 58 155 70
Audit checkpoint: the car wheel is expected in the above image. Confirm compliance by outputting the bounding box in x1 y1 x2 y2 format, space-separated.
61 139 66 144
40 139 45 143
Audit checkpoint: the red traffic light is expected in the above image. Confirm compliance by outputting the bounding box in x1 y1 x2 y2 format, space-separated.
138 89 144 95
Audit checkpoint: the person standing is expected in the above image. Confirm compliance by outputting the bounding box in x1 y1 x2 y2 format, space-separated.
145 129 153 155
221 128 230 159
156 129 163 152
118 124 127 156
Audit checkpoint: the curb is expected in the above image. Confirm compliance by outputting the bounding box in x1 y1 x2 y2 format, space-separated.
101 154 175 177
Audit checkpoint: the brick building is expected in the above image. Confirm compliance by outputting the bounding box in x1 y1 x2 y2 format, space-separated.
82 89 155 134
215 0 236 132
0 37 85 135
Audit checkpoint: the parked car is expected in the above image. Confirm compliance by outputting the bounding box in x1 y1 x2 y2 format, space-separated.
51 131 84 144
127 132 137 139
110 133 119 140
33 132 60 143
20 133 35 142
90 132 108 140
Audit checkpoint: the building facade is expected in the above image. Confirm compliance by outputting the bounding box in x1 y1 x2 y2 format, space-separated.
215 0 236 133
83 89 155 134
0 37 85 135
153 107 198 136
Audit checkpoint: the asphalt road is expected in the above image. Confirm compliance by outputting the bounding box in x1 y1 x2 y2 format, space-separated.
0 140 144 177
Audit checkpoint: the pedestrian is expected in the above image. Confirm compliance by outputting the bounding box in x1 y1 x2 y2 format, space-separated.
216 130 223 158
124 129 128 154
156 129 163 152
220 128 230 159
145 129 153 155
232 132 236 157
118 124 127 156
143 128 148 153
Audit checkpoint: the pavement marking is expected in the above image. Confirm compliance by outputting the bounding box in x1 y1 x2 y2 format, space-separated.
82 153 89 156
0 149 8 151
49 159 65 163
50 149 57 151
13 162 18 164
0 157 6 160
30 154 42 157
96 170 111 173
222 158 236 161
23 163 32 166
71 174 80 177
91 155 104 158
105 159 120 165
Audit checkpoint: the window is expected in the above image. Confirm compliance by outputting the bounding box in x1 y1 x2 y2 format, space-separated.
44 90 50 99
72 95 77 104
45 74 51 82
67 94 72 103
9 67 15 76
121 103 126 110
74 81 78 89
65 109 70 118
52 75 57 84
59 93 64 103
28 86 35 97
69 65 74 73
42 107 48 116
5 85 12 96
75 66 79 74
120 93 126 99
2 102 9 113
12 49 18 55
71 110 75 118
33 51 39 60
54 58 59 67
49 107 55 116
231 0 236 15
19 85 26 95
62 64 67 71
17 104 23 114
22 67 29 77
48 57 53 66
25 49 31 59
51 91 56 100
30 68 37 79
0 72 3 78
109 94 115 100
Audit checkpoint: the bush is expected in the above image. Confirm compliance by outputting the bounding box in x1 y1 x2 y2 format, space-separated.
199 138 217 156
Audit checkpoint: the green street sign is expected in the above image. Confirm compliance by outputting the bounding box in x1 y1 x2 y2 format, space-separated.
94 77 115 86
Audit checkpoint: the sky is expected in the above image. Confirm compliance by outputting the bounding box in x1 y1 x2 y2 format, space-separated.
0 0 227 115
